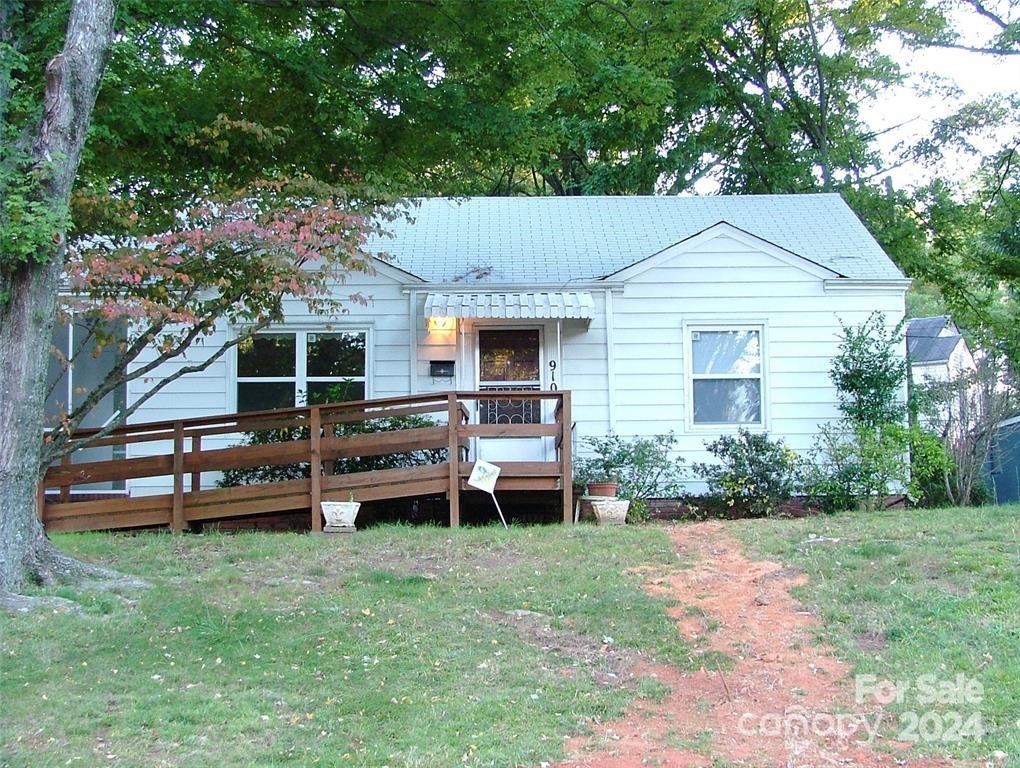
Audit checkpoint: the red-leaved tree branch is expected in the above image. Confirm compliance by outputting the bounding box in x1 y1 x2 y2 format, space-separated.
43 177 388 466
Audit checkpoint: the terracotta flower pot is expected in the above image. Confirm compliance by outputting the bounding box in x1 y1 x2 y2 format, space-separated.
586 482 619 498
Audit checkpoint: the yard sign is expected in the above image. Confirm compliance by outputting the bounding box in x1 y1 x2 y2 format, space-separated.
466 460 508 528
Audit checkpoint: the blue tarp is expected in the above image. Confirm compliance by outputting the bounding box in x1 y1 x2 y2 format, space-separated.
988 419 1020 504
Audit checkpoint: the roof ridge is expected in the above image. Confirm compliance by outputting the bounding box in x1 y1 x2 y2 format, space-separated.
371 195 902 284
404 192 846 202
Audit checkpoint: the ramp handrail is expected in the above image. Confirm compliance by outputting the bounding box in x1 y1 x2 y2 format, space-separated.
40 390 572 531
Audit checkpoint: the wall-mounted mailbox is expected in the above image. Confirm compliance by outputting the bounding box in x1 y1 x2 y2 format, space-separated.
430 360 455 378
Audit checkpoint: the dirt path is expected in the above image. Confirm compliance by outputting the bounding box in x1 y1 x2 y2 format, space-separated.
551 521 955 768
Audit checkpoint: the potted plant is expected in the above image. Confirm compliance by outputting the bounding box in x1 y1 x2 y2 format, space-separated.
574 443 622 499
585 477 619 498
321 493 361 528
573 432 688 523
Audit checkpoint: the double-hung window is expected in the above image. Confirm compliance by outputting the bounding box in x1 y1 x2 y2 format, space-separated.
236 330 367 412
689 326 763 426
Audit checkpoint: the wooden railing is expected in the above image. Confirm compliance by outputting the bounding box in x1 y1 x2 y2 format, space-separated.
39 390 572 532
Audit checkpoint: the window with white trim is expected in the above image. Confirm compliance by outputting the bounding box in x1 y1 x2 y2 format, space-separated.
237 330 367 412
45 314 128 490
689 327 763 425
46 315 127 428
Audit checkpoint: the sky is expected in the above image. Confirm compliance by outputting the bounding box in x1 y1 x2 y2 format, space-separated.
688 8 1020 197
863 7 1020 191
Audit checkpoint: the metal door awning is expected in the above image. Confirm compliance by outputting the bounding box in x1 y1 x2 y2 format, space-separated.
423 291 595 320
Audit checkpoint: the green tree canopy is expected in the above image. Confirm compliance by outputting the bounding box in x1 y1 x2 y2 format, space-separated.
5 0 1018 357
4 0 949 225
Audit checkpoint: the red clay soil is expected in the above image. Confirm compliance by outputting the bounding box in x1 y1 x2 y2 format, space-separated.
550 521 957 768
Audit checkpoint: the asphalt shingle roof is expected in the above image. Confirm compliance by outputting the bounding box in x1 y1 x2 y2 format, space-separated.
368 194 904 284
907 315 962 364
907 316 950 339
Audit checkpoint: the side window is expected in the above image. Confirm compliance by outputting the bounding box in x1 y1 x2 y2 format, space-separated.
689 327 763 426
236 330 368 412
237 334 297 412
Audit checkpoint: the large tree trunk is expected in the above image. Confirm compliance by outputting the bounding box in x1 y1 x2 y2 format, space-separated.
0 0 118 597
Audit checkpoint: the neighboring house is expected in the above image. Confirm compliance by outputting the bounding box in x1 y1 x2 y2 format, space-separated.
57 194 911 497
906 316 976 384
906 315 980 441
988 414 1020 504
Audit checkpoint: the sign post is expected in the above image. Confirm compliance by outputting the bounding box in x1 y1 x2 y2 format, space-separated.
466 460 507 529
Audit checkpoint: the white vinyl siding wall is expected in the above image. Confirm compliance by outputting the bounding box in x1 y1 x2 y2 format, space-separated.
602 232 906 482
125 268 415 496
122 230 906 497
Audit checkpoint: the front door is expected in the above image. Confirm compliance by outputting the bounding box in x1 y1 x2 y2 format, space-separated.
475 328 548 462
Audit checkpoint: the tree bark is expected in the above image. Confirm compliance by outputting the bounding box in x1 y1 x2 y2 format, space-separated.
0 0 118 596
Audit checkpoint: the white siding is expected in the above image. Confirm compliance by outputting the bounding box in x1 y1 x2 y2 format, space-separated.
604 232 906 479
126 268 414 495
122 229 907 498
412 290 458 396
559 290 610 438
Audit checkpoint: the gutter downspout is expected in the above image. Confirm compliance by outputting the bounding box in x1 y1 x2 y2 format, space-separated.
408 289 418 395
605 288 616 432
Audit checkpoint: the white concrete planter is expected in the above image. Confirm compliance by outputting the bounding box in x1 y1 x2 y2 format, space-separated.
321 500 361 528
591 499 630 525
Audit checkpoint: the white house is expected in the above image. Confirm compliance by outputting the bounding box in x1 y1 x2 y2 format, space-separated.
906 316 976 384
906 315 981 442
115 193 909 497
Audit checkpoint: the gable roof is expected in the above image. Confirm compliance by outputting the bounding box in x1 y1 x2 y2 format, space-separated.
907 315 951 339
367 193 903 284
603 221 841 281
910 336 963 365
907 315 964 364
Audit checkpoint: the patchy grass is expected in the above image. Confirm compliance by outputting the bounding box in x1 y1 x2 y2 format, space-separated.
0 524 691 768
6 508 1015 766
734 504 1020 762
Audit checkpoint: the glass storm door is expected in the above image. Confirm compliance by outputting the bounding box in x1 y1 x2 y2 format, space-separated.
478 329 541 423
475 328 548 462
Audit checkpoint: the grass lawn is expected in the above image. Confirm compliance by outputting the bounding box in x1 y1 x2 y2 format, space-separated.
2 506 1016 767
734 504 1020 763
0 525 690 768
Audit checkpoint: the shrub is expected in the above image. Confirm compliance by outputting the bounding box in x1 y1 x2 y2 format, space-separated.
573 432 687 520
692 429 802 518
625 498 651 524
829 313 907 427
805 313 911 512
909 357 1017 506
907 426 955 507
219 383 445 487
804 423 910 513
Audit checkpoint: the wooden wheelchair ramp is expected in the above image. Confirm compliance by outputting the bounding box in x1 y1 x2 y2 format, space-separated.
40 391 572 533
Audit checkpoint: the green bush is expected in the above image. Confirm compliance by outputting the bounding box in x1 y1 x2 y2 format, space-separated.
805 423 910 513
573 432 687 521
219 383 445 487
805 313 914 512
692 429 802 517
625 498 652 524
829 313 907 428
907 425 955 507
